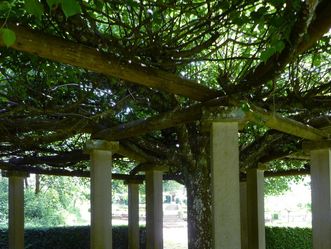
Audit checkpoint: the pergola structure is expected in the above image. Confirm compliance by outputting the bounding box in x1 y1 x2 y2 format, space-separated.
1 1 331 249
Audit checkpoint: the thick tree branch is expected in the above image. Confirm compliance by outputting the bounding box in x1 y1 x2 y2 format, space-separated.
297 0 331 53
228 0 331 95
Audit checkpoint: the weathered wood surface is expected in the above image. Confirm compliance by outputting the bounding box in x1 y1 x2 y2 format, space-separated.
0 23 219 101
95 100 328 141
246 105 328 141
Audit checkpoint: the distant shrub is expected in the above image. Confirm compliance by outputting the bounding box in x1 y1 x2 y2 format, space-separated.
0 226 311 249
0 226 146 249
266 227 312 249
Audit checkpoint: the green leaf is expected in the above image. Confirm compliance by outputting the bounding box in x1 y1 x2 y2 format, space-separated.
269 0 285 9
0 28 16 47
273 40 285 53
0 1 11 11
94 0 105 10
24 0 44 20
127 0 139 8
260 47 276 62
61 0 81 18
240 101 251 113
47 0 61 9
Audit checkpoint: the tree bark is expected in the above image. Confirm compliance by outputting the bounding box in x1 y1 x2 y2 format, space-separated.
35 174 40 195
184 132 212 249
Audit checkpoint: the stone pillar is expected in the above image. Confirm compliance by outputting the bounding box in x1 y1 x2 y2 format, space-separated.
247 167 265 249
85 140 119 249
310 148 331 249
145 169 163 249
211 122 241 249
240 181 248 249
2 171 29 249
125 180 143 249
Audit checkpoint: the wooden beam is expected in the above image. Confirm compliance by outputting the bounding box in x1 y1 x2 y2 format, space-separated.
0 161 177 180
95 96 328 142
0 161 143 180
94 105 201 140
94 98 227 140
0 23 219 101
241 168 310 181
130 163 169 175
246 105 328 141
264 168 310 178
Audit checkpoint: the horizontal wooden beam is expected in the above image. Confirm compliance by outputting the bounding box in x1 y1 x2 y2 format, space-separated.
0 23 219 101
94 105 202 140
0 161 176 180
302 139 331 152
264 168 310 178
240 168 310 181
130 163 169 175
94 98 227 140
246 104 328 141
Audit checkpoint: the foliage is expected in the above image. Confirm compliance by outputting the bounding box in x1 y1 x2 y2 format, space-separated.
0 178 8 227
0 226 147 249
0 28 15 47
265 160 307 195
24 187 66 227
0 175 90 227
163 180 184 193
0 226 312 249
266 227 312 249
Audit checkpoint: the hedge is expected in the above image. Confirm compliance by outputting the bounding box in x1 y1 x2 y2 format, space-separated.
0 226 311 249
0 226 146 249
266 227 312 249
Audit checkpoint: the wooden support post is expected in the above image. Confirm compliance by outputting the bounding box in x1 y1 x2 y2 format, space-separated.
85 140 119 249
247 167 265 249
125 180 143 249
310 148 331 249
240 181 248 249
145 169 163 249
2 171 29 249
211 122 241 249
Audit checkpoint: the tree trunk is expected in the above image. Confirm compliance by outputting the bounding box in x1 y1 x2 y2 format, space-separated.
35 174 40 195
24 178 28 188
185 133 212 249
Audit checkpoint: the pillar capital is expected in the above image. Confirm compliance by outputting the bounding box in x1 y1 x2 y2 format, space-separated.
2 170 29 178
84 140 119 154
201 106 247 132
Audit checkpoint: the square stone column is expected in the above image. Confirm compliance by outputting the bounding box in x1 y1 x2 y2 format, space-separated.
247 167 265 249
125 179 143 249
2 171 29 249
145 169 163 249
85 140 119 249
310 148 331 249
211 122 241 249
240 181 248 249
